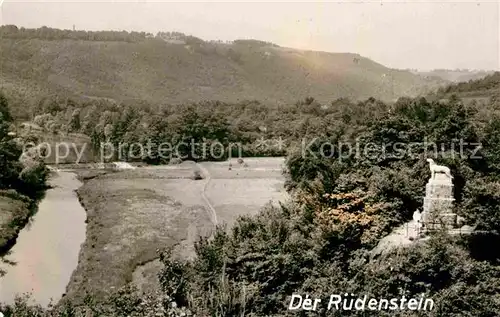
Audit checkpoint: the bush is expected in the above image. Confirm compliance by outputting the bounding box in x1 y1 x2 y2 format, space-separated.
169 157 182 165
17 158 49 196
191 170 204 180
3 90 500 316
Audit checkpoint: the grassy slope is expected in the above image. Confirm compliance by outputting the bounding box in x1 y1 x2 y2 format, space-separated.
64 167 214 303
0 191 32 256
0 38 442 105
430 71 500 104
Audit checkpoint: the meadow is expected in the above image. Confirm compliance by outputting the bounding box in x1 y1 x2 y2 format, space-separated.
62 158 288 304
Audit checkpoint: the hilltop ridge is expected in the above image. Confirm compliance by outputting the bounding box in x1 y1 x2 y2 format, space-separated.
0 25 443 106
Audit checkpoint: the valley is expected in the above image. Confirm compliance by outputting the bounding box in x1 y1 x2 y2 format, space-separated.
0 158 288 306
0 15 498 315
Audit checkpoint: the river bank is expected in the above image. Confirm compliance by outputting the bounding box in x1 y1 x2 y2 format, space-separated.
61 158 287 305
62 164 214 304
0 191 34 257
0 172 87 306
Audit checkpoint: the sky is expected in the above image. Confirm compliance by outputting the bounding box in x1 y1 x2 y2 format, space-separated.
0 0 499 71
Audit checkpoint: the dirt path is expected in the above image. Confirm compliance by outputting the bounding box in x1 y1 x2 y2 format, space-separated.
196 163 218 225
371 220 421 256
62 159 286 301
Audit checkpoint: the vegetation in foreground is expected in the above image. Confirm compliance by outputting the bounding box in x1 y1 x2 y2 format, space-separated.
1 74 500 315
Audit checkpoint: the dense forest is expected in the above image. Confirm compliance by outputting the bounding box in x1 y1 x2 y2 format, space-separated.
11 72 499 164
0 72 500 315
435 71 500 98
0 93 48 196
0 25 274 45
0 25 153 42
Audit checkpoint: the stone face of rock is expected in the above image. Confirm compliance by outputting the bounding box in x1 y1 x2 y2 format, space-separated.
422 173 456 230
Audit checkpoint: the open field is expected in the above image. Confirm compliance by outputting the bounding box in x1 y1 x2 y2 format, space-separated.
200 157 287 227
62 158 287 303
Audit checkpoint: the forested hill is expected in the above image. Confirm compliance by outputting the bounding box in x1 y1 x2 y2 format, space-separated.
412 69 495 83
435 71 500 99
0 25 442 107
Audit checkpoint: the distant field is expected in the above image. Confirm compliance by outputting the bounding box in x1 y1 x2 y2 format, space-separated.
201 157 287 227
63 158 288 302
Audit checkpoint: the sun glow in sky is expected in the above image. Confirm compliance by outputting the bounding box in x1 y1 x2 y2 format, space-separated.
1 0 499 70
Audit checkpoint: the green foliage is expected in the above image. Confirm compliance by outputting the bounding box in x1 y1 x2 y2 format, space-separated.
2 79 500 316
148 204 500 316
0 25 151 42
0 94 48 258
460 179 500 232
141 93 500 316
0 95 23 190
183 206 319 315
0 93 48 196
0 287 193 317
158 249 190 306
68 109 81 132
233 39 279 47
481 115 500 175
358 233 500 316
437 72 500 96
0 93 13 122
17 158 49 197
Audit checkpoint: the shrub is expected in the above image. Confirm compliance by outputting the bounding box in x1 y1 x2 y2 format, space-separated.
18 159 49 196
191 170 203 180
169 157 182 165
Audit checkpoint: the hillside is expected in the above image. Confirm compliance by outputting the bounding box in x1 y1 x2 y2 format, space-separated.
412 69 495 83
433 71 500 100
0 26 442 106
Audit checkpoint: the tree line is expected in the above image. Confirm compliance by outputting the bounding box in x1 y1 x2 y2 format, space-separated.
0 93 48 197
436 71 500 96
0 93 49 258
0 25 153 43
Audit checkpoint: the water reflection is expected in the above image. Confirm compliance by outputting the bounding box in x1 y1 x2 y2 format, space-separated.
0 172 86 307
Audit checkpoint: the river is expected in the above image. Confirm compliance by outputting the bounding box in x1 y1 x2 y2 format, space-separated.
0 171 87 307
